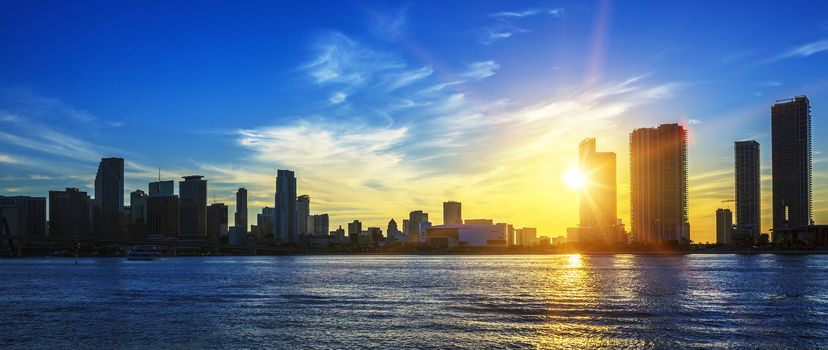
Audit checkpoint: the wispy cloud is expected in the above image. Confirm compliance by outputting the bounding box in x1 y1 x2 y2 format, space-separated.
759 80 782 87
462 61 500 80
0 153 21 164
369 5 409 40
759 38 828 64
490 8 563 19
302 32 404 86
480 7 563 44
385 66 434 90
329 91 348 104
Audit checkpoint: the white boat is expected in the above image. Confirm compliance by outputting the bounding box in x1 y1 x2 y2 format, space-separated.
127 245 162 260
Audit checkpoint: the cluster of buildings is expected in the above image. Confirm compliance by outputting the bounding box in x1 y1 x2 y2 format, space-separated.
1 95 825 249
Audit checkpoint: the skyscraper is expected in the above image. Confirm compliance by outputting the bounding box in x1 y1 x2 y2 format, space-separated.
130 190 148 224
149 180 174 196
408 210 428 242
771 96 812 235
716 208 733 244
630 123 689 243
0 196 46 236
578 138 618 242
207 203 228 244
348 220 362 244
235 188 247 235
296 195 310 236
274 170 297 244
93 157 124 238
443 201 462 225
735 140 760 240
147 195 179 238
179 175 207 240
49 188 90 237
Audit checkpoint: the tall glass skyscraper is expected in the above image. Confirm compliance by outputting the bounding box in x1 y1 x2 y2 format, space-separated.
93 157 124 238
179 175 207 240
274 170 297 244
771 96 812 234
235 188 247 235
578 138 618 242
735 140 760 239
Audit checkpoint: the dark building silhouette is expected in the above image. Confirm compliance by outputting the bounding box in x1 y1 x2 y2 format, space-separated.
310 213 329 235
297 195 310 235
0 196 46 236
348 220 362 244
128 189 148 239
630 123 689 243
274 170 297 244
235 188 247 235
716 208 733 244
93 157 124 238
207 203 228 244
179 175 207 240
147 195 179 238
578 138 619 242
408 210 428 241
443 201 462 225
771 96 812 237
149 180 174 196
49 188 90 237
387 218 399 236
257 207 275 240
735 140 761 240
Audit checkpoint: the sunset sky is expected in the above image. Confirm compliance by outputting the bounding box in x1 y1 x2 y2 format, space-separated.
1 1 827 242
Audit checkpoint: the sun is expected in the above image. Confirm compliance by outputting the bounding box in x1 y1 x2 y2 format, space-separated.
563 166 584 190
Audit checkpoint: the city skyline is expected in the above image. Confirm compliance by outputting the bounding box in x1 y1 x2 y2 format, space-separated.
1 1 828 242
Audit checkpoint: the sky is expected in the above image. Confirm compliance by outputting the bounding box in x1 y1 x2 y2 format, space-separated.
1 0 828 243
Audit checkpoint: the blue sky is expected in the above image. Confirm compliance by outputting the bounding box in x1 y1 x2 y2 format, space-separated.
1 0 827 242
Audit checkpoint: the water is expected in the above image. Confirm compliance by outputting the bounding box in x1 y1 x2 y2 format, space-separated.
1 254 827 349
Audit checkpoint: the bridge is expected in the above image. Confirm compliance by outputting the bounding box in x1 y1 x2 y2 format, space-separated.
0 234 301 257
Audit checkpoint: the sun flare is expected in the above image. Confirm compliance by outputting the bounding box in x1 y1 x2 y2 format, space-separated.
563 167 585 190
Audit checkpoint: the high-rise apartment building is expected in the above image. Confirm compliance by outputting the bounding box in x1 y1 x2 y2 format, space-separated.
149 180 174 196
93 157 124 237
235 188 247 235
49 188 90 237
443 201 462 225
630 123 689 243
0 196 46 236
274 170 297 244
578 138 618 242
771 96 812 235
735 140 760 239
296 195 310 235
207 203 228 244
716 208 733 244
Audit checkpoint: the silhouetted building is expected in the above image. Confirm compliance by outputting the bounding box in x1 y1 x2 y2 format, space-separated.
179 175 207 240
127 190 148 239
630 123 689 243
0 196 46 236
310 214 329 236
578 138 619 242
348 220 362 244
49 188 90 237
443 201 462 225
93 157 124 238
716 208 733 244
235 188 247 235
207 203 228 244
426 224 508 248
258 207 275 240
507 224 515 246
367 227 383 242
149 180 174 196
409 210 428 244
735 140 761 240
297 195 310 236
387 219 399 236
147 195 179 238
275 170 297 244
464 219 493 226
516 227 537 246
771 96 812 238
402 219 410 235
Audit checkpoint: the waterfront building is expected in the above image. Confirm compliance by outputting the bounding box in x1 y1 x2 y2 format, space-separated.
771 96 812 240
409 211 429 244
443 201 462 225
735 140 761 241
296 195 310 236
402 219 410 235
257 207 275 240
49 188 90 237
367 227 383 242
179 175 207 240
235 188 247 235
128 190 148 239
0 195 46 236
207 203 228 244
507 224 515 246
147 195 179 238
516 227 537 246
716 208 733 245
630 123 690 243
578 138 618 242
348 220 362 244
310 214 329 236
464 219 493 226
149 180 174 196
93 157 124 238
426 224 509 248
274 170 297 244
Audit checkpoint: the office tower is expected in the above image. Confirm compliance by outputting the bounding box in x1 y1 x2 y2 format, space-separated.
0 196 46 236
578 138 618 242
630 123 689 243
735 140 761 239
387 219 399 235
274 170 297 244
149 180 174 196
93 157 124 237
207 203 228 244
367 227 383 241
402 219 410 235
507 224 515 246
235 188 247 235
310 214 329 236
130 190 148 223
49 188 90 237
408 210 428 242
716 209 733 244
257 207 275 240
516 227 537 246
771 96 812 233
296 195 310 235
443 201 462 225
348 220 362 244
179 175 207 240
147 195 179 238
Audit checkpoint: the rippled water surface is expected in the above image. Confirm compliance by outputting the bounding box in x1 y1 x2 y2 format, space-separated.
2 254 828 349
